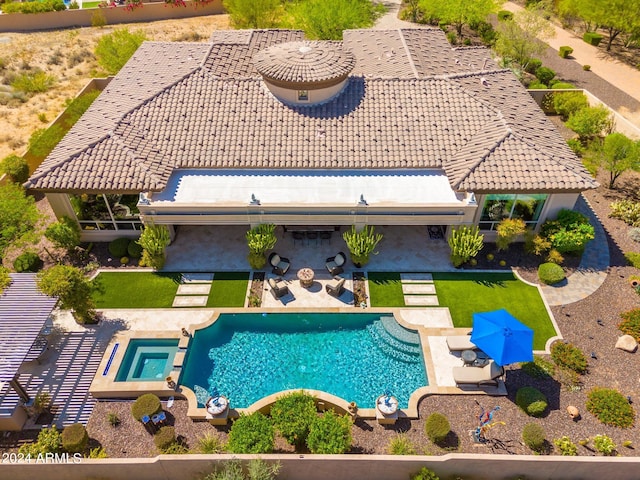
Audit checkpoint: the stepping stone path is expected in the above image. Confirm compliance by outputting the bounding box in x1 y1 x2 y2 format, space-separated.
399 273 439 306
172 273 214 307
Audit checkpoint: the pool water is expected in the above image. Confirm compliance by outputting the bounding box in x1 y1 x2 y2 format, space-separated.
180 313 427 408
116 339 179 382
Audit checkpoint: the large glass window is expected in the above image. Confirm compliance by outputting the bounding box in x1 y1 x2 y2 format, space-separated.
479 194 547 231
70 194 142 231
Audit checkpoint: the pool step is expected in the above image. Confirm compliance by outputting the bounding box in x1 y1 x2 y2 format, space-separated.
380 316 421 346
367 322 422 364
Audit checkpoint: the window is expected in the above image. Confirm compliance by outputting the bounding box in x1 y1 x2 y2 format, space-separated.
69 194 142 231
297 90 308 101
479 194 547 231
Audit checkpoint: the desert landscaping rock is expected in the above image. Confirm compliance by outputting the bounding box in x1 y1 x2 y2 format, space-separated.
615 335 638 353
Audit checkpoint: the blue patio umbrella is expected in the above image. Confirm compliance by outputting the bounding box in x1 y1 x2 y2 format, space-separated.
470 309 534 366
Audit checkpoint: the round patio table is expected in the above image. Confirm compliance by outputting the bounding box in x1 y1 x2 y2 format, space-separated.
461 349 478 366
297 268 314 288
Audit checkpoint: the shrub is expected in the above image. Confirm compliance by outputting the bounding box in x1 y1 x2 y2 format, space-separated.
107 412 120 427
540 209 595 255
567 138 585 155
535 66 556 86
527 80 547 89
593 434 617 455
411 467 440 480
583 32 603 46
95 28 147 75
45 216 81 252
566 105 613 142
13 251 43 272
619 309 640 341
19 426 62 456
624 252 640 268
446 31 457 45
477 21 497 46
524 58 542 74
306 410 352 454
109 237 130 258
524 232 551 256
610 200 640 227
516 387 548 417
271 391 316 447
154 426 177 451
586 387 635 428
550 341 587 374
448 225 484 267
227 412 274 454
425 412 450 444
522 423 546 452
388 433 416 455
27 125 65 163
538 262 565 285
131 393 161 421
496 218 526 251
497 10 513 21
628 228 640 243
197 432 225 454
554 436 577 455
0 154 29 183
61 423 88 454
138 223 170 270
89 446 108 458
521 356 555 378
553 92 587 120
551 82 575 89
558 46 573 58
583 64 591 71
2 0 65 13
127 240 143 258
11 70 56 94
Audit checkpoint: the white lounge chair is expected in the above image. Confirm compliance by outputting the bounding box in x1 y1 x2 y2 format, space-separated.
452 361 504 386
446 335 477 351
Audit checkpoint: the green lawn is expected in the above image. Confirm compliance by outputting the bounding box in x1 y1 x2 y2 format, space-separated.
82 1 101 8
206 272 249 307
368 272 405 307
92 272 181 308
433 272 556 350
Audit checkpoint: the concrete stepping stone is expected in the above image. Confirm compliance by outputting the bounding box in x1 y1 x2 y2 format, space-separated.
402 284 436 294
181 273 214 283
404 295 439 306
172 296 208 307
399 308 453 327
400 273 433 283
177 284 211 295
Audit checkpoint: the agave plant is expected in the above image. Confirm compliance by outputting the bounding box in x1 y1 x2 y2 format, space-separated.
246 224 277 269
342 225 383 267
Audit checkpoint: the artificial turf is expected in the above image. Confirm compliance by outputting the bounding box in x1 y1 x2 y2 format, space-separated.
432 272 556 350
367 272 405 307
206 272 250 307
91 272 181 308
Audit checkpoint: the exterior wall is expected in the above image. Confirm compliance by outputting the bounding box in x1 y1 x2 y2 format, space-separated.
1 454 640 480
0 0 223 32
264 78 349 106
0 407 27 431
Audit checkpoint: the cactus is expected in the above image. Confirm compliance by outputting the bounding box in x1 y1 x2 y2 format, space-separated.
246 224 277 269
448 226 484 267
343 225 383 266
137 222 170 270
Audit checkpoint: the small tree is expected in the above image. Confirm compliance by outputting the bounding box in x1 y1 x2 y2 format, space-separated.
419 0 498 36
223 0 282 29
585 133 640 188
306 410 352 454
447 225 484 267
44 216 81 253
496 218 527 251
246 223 277 269
37 265 96 324
566 105 613 143
342 225 383 267
0 154 29 183
227 412 275 454
270 391 317 448
0 183 41 257
95 28 146 75
494 9 555 70
137 223 171 270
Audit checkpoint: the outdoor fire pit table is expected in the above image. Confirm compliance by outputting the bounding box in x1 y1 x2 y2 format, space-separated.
297 268 315 288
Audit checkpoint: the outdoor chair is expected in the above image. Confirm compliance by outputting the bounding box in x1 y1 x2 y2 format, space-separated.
325 276 346 297
446 335 477 351
268 277 289 299
292 231 305 245
306 231 319 245
268 252 290 276
325 252 347 276
320 231 332 244
452 361 504 387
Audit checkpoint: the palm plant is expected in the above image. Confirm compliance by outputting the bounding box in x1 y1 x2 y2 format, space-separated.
246 224 277 269
342 225 383 267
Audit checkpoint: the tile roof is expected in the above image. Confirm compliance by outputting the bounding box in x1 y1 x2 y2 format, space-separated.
26 29 597 194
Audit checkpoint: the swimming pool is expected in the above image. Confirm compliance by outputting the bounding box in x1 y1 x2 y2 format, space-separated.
115 339 179 382
179 312 427 408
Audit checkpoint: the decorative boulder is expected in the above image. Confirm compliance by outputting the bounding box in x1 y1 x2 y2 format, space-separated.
567 405 580 420
615 335 638 353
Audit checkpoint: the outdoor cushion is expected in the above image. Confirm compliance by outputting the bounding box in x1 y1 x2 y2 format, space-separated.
446 335 477 351
270 254 281 266
452 361 504 386
335 254 345 266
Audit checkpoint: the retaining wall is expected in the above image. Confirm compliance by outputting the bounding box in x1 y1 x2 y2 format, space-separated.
0 0 223 32
1 453 640 480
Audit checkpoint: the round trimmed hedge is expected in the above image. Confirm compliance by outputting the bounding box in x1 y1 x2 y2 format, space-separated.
131 393 161 421
61 423 88 453
516 387 548 417
522 422 546 452
154 426 176 451
586 387 635 428
13 252 43 272
127 241 143 258
108 238 130 258
538 262 565 285
424 412 450 444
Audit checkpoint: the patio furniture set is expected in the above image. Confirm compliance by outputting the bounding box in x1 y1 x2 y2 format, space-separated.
284 226 339 246
267 252 348 300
